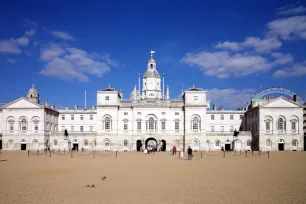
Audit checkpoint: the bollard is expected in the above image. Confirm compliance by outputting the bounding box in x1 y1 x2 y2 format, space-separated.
28 150 30 157
93 151 96 158
268 151 270 158
116 151 118 158
59 149 60 155
49 150 51 157
71 151 73 158
259 151 261 156
235 150 236 155
245 151 247 158
178 151 180 159
223 151 225 158
64 149 65 154
201 151 203 159
240 150 241 155
37 150 39 156
252 151 253 156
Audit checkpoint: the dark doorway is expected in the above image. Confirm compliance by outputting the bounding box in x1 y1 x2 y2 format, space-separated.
304 136 306 151
0 140 2 149
21 144 26 150
161 140 166 151
145 138 157 150
72 144 79 151
278 143 284 151
225 144 231 151
136 140 142 151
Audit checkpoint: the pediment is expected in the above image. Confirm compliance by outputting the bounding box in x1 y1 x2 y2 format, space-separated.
262 97 301 108
3 97 43 109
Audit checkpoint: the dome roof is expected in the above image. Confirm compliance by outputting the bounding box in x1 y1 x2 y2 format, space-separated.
143 69 160 78
27 84 38 97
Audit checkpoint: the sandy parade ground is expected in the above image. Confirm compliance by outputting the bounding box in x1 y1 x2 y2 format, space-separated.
0 150 306 204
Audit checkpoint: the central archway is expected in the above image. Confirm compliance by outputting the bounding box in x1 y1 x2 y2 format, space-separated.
145 138 157 150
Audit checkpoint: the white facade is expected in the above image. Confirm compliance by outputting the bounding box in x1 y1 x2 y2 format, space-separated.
0 52 304 151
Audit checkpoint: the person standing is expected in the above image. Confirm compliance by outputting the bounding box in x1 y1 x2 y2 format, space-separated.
173 145 177 155
187 146 193 160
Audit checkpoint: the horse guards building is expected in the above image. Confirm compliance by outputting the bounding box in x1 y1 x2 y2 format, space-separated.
0 51 305 152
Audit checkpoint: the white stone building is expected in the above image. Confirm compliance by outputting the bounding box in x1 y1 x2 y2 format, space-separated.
0 52 304 151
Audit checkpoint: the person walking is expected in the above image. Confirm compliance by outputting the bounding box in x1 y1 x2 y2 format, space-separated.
187 146 193 160
173 145 177 155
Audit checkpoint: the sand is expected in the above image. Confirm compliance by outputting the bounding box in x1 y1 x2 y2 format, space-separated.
0 150 306 204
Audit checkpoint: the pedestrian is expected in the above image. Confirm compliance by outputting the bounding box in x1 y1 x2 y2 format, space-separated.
187 146 193 160
221 146 224 152
0 150 2 158
173 145 177 155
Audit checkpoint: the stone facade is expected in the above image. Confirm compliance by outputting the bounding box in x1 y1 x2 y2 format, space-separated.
0 53 304 151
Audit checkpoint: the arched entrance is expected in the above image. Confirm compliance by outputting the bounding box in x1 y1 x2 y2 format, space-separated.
278 139 285 151
161 140 166 151
225 140 231 151
72 139 79 151
136 140 142 151
145 138 157 150
292 139 298 151
20 139 27 150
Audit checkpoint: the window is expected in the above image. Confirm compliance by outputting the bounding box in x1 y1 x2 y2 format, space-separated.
247 140 251 146
137 121 141 130
211 115 215 120
124 140 128 147
54 140 58 146
194 96 198 100
230 126 234 132
161 112 166 115
291 121 296 132
161 121 166 130
105 96 109 100
149 118 154 130
84 140 88 146
277 118 284 131
20 118 27 131
124 112 128 115
71 126 74 132
240 115 243 120
89 126 93 132
175 112 179 115
216 140 220 147
124 123 128 130
34 123 39 131
80 126 84 132
61 126 65 131
192 117 200 130
9 123 14 131
221 115 224 120
211 126 214 132
221 126 224 132
266 121 270 132
90 115 93 120
175 122 179 132
62 115 65 120
230 115 234 120
80 115 83 120
71 115 74 120
137 112 141 115
105 117 111 130
292 140 297 146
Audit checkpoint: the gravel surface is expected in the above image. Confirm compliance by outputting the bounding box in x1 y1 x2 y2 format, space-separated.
0 151 305 204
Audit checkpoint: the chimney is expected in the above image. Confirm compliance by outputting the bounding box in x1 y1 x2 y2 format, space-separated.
44 100 48 107
65 106 69 110
74 105 78 110
165 85 169 100
213 104 216 110
51 105 55 109
293 94 299 102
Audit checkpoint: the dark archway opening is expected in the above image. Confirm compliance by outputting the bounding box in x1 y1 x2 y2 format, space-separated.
21 144 26 150
0 140 2 149
278 143 284 151
72 144 79 151
304 136 306 151
145 138 157 150
161 140 166 151
225 144 231 151
136 140 142 151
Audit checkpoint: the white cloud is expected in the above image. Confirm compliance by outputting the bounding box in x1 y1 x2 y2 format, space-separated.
7 59 16 64
180 51 273 78
273 61 306 78
25 29 36 36
271 52 294 65
51 31 74 40
0 36 29 54
267 16 306 40
215 41 241 51
207 88 256 109
277 4 306 15
40 43 116 81
215 37 282 53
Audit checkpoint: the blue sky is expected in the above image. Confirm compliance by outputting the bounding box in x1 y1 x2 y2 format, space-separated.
1 0 306 109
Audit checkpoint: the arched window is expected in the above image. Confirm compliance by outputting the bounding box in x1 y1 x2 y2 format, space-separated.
104 117 111 130
20 118 27 131
84 140 88 146
193 139 200 150
266 139 271 147
215 140 220 147
53 140 58 146
8 139 14 148
277 118 285 132
149 117 154 130
104 139 110 147
192 117 200 130
264 116 272 133
292 139 298 146
291 120 297 132
124 140 128 147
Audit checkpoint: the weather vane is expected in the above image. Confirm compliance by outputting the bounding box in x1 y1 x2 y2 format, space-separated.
150 50 155 59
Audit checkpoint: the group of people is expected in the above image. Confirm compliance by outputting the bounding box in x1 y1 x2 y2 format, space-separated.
172 145 193 160
144 146 155 154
